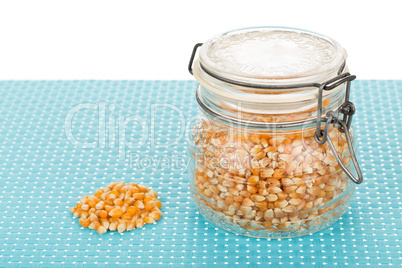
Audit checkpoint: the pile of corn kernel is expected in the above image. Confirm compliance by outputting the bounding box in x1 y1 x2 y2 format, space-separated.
70 181 162 234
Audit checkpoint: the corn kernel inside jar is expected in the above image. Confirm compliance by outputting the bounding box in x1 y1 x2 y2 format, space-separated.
190 119 354 237
188 27 362 238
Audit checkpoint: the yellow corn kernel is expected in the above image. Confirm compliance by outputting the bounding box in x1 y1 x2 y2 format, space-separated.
113 198 124 207
144 217 155 224
131 215 139 223
135 210 143 217
275 199 289 209
106 193 117 200
124 191 132 200
151 207 161 214
155 201 162 209
91 196 101 203
104 199 113 206
109 217 119 223
80 210 89 219
100 192 108 201
130 187 140 194
104 205 114 213
283 186 298 194
143 196 153 204
99 210 107 219
120 186 129 194
87 209 95 217
94 189 104 199
79 218 91 227
138 185 149 192
308 186 321 196
95 201 105 210
136 218 144 229
224 196 234 206
110 190 119 197
113 181 125 192
89 213 99 222
148 190 158 199
251 194 265 202
134 200 145 210
242 198 254 207
247 176 259 184
87 199 97 208
97 226 107 235
117 221 126 233
82 196 91 204
149 211 162 221
277 191 288 200
324 185 335 192
88 222 101 230
133 193 145 200
317 190 326 198
122 203 129 213
127 206 137 216
100 218 109 229
273 168 285 178
109 208 124 218
73 208 82 218
234 195 244 202
124 197 135 205
107 182 118 189
121 213 132 220
126 221 136 231
109 221 118 231
144 201 155 212
282 205 297 213
247 185 258 194
141 211 150 218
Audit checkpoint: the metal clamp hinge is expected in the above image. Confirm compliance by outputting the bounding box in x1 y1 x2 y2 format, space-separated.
188 43 203 75
314 75 363 184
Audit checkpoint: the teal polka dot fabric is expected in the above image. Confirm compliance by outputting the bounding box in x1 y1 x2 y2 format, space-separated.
0 80 400 266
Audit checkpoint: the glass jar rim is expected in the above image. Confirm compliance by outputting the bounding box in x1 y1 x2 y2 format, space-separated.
198 26 347 87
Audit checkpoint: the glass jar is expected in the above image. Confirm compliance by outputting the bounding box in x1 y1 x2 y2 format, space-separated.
187 27 363 238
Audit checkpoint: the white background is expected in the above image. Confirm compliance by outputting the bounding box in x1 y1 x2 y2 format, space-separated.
0 0 401 80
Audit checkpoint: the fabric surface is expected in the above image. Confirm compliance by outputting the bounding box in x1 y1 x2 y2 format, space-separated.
0 80 400 266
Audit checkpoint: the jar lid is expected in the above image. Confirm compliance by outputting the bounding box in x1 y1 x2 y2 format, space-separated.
199 27 346 86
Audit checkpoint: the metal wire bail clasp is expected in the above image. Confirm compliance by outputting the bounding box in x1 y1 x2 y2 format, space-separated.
314 74 363 184
188 43 203 75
